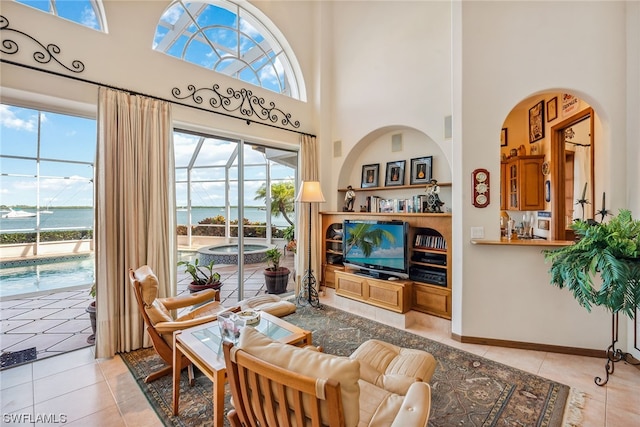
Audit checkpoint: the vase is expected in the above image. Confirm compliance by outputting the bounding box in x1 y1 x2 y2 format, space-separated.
188 281 222 294
86 301 96 345
264 267 290 294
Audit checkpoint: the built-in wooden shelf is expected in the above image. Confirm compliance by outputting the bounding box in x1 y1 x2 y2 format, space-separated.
471 239 574 246
337 182 451 192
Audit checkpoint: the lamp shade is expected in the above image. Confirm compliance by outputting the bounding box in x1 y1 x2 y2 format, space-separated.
295 181 326 203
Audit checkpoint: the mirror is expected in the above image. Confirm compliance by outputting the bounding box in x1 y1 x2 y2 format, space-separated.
550 107 594 240
500 94 595 241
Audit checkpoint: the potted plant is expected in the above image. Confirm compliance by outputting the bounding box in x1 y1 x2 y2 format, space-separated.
543 209 640 384
284 225 297 255
177 258 222 293
263 246 290 294
86 284 96 345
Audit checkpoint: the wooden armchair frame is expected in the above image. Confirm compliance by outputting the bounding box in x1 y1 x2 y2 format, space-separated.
129 266 227 383
223 341 346 427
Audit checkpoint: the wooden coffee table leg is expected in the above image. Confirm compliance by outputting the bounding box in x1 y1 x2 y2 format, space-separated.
173 336 182 416
213 369 226 427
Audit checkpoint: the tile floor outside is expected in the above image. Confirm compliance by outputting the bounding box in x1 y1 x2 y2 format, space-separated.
2 261 640 426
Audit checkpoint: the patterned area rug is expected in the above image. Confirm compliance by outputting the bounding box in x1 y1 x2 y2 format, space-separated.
121 305 571 426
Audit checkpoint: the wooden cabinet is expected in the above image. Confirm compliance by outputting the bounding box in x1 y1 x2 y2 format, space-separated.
320 212 452 319
502 155 545 211
335 270 412 313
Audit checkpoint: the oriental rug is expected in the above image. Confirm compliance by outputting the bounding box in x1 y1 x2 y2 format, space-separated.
121 304 579 427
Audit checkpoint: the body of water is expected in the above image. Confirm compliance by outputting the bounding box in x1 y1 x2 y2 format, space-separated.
1 255 95 298
0 207 290 231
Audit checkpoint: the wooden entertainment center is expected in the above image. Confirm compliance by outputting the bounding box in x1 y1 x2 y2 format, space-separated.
320 212 452 319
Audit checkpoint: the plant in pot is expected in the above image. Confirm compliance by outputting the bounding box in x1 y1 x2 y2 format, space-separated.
263 246 290 294
543 209 640 385
177 258 222 293
86 283 96 345
284 224 296 255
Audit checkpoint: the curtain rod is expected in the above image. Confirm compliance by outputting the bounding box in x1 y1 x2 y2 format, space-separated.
1 58 316 138
564 140 591 147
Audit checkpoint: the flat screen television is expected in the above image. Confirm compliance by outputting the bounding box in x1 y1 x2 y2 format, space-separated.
342 219 409 279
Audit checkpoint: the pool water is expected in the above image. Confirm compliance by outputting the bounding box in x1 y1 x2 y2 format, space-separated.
0 256 95 298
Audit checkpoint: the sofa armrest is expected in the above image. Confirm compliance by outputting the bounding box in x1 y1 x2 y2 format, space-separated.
390 382 432 427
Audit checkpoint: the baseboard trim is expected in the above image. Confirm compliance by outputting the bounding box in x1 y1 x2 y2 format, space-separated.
451 333 606 358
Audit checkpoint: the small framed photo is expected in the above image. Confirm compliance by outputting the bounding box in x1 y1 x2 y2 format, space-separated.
529 100 545 143
410 156 432 185
547 96 558 122
500 128 508 147
361 164 380 188
384 160 406 187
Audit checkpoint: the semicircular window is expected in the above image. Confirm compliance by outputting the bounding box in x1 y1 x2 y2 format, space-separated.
14 0 106 31
154 0 302 100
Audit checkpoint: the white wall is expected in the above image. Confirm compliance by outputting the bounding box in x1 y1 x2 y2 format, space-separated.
326 1 453 210
455 1 635 351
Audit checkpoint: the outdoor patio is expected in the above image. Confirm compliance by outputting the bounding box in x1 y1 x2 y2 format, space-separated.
1 256 296 369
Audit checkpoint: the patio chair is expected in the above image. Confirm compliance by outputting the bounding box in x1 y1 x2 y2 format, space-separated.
129 265 230 383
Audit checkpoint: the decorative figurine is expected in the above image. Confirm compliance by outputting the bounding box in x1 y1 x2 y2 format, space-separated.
425 179 444 213
344 185 356 212
575 182 590 221
596 192 610 223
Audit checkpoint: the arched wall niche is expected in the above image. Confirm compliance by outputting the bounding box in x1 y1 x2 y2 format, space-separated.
499 88 609 240
337 126 452 212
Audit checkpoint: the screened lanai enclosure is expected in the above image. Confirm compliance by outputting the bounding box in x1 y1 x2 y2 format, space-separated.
174 129 298 255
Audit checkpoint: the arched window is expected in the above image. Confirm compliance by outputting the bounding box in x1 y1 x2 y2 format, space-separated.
14 0 107 32
154 0 303 100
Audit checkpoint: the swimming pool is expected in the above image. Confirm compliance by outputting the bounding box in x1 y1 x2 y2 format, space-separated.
1 254 95 298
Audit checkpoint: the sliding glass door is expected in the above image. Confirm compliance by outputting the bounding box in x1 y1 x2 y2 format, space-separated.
174 129 297 301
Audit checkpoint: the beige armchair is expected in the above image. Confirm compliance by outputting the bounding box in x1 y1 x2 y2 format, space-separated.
129 265 230 383
223 326 432 427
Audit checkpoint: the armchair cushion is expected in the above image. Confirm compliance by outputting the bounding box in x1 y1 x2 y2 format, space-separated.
358 379 431 427
351 339 436 395
239 294 296 317
146 299 172 325
237 326 361 427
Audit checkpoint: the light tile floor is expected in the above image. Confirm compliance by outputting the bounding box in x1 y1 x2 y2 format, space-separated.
2 285 639 425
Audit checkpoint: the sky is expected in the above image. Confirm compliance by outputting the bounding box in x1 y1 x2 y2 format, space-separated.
0 105 296 208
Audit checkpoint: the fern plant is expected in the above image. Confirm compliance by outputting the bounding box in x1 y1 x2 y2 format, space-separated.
543 209 640 318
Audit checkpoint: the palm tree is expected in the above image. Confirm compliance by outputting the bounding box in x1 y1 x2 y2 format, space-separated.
344 223 395 258
254 181 295 225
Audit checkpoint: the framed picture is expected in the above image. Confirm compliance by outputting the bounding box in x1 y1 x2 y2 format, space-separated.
500 128 508 147
529 100 545 143
361 164 380 188
410 156 432 185
384 160 406 187
547 96 558 122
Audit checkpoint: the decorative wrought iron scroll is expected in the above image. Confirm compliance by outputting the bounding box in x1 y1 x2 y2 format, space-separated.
0 15 85 73
172 84 300 129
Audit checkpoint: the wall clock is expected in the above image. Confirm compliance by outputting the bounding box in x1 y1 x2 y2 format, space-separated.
472 168 490 208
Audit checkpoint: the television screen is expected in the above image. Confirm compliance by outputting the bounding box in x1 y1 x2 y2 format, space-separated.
342 219 408 279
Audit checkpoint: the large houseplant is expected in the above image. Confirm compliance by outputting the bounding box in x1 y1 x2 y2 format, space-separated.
543 209 640 385
177 258 222 293
263 246 290 294
543 209 640 318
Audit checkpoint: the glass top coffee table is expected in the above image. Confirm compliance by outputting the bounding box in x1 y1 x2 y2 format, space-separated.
172 310 311 427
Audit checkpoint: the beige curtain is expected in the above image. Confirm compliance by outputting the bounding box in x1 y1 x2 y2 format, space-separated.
94 87 176 358
296 135 321 296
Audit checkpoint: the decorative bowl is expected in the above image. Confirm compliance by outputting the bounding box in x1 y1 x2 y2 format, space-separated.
236 309 261 325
